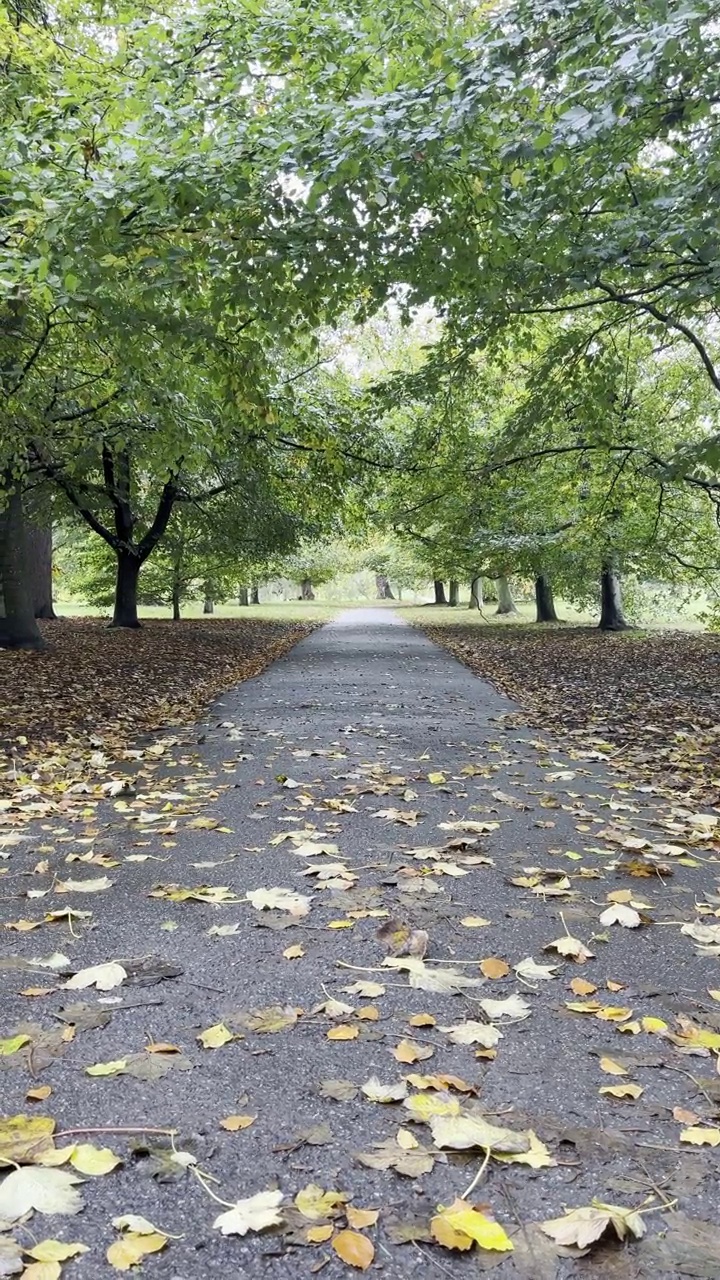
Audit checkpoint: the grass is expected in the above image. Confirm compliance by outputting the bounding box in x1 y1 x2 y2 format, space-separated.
53 598 343 624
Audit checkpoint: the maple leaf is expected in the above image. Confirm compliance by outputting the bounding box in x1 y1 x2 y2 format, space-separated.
213 1188 284 1236
63 962 126 991
245 887 311 916
541 1201 646 1249
0 1167 84 1221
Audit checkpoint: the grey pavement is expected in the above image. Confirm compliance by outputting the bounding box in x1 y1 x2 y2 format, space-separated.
2 609 719 1278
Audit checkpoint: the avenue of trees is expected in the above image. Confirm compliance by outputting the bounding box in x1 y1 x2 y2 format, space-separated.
2 0 720 643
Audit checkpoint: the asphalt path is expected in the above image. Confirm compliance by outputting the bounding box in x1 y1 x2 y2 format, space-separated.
2 609 719 1279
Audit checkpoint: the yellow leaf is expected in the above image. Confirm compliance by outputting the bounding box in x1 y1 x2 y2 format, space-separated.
346 1207 379 1229
0 1114 55 1164
69 1143 121 1175
26 1241 88 1263
708 990 720 1002
494 1131 555 1168
26 1085 53 1102
391 1039 433 1064
565 1001 601 1014
85 1058 127 1076
295 1184 348 1222
408 1013 435 1027
461 916 490 928
430 1210 474 1251
21 1263 62 1280
617 1020 641 1034
332 1229 374 1270
427 772 446 784
283 945 304 959
570 978 597 996
680 1126 720 1147
356 1006 379 1021
480 958 509 979
595 1006 633 1022
107 1232 167 1270
396 1127 418 1149
599 1084 644 1100
599 1057 628 1076
403 1092 461 1121
146 1042 181 1054
328 920 354 929
641 1016 668 1033
198 1023 233 1049
0 1034 30 1056
306 1224 334 1243
220 1115 255 1132
440 1200 513 1253
327 1024 358 1041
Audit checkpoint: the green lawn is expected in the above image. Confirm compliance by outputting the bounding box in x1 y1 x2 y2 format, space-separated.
53 598 343 624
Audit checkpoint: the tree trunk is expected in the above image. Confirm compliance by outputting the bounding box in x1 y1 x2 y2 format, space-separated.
171 582 181 622
0 484 44 649
495 575 518 615
397 586 403 601
26 519 56 619
448 579 459 606
238 587 249 607
375 574 394 599
111 551 142 628
300 578 315 600
469 576 483 610
433 579 447 605
599 562 629 631
534 574 558 623
203 597 214 614
250 583 259 605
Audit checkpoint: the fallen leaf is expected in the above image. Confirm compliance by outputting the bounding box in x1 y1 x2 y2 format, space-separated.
220 1115 255 1131
480 958 509 979
331 1229 374 1270
599 1084 644 1100
0 1167 84 1222
441 1021 502 1048
198 1023 233 1049
107 1231 167 1270
213 1188 284 1236
545 935 594 962
599 1057 628 1076
327 1025 359 1041
432 1198 513 1253
246 887 311 916
680 1127 720 1147
63 962 126 991
391 1040 434 1064
25 1242 88 1263
294 1184 348 1221
599 904 642 928
541 1201 646 1249
430 1114 531 1153
361 1077 408 1103
346 1207 379 1229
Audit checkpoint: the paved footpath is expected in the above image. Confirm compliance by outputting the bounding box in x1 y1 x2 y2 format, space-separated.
3 610 720 1279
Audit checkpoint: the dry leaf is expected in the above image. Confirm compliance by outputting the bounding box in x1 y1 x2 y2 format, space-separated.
346 1207 379 1229
246 887 311 916
332 1229 374 1270
441 1021 502 1048
294 1184 348 1221
213 1188 284 1236
599 1084 644 1100
680 1127 720 1147
545 935 594 962
430 1114 531 1153
480 958 509 979
541 1201 646 1249
63 962 127 991
327 1025 359 1041
198 1023 233 1049
432 1198 513 1253
599 904 642 928
0 1167 84 1222
220 1115 255 1131
391 1040 434 1064
361 1077 408 1103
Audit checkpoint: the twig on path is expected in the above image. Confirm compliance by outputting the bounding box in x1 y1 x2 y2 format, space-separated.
461 1146 492 1200
664 1064 716 1109
412 1242 455 1277
635 1161 679 1210
55 1126 177 1139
